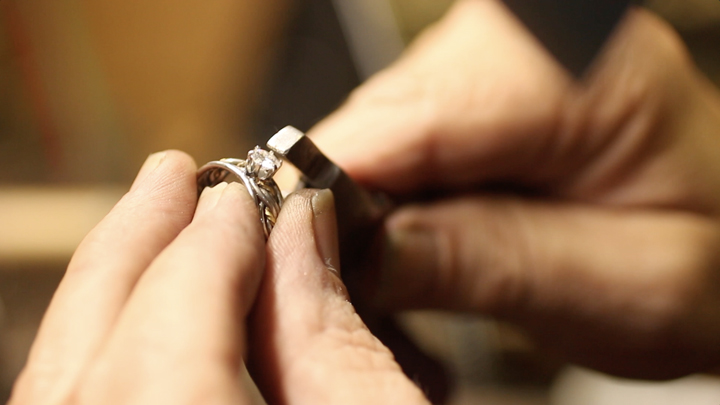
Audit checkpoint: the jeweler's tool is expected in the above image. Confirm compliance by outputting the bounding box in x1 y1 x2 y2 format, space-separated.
502 0 634 76
267 126 391 268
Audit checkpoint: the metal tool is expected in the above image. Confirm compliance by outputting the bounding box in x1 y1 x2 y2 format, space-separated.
267 126 391 268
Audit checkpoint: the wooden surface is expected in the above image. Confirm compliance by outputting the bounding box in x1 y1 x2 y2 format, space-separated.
0 186 124 265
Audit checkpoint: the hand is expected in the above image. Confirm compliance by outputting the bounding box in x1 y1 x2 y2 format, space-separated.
10 151 429 404
311 0 720 379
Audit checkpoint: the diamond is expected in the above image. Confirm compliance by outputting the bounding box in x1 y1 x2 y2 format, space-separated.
246 146 282 180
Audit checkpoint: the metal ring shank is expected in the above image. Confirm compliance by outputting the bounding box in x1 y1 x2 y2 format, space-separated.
197 160 283 238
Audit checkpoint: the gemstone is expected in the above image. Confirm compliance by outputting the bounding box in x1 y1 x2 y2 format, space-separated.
246 146 282 180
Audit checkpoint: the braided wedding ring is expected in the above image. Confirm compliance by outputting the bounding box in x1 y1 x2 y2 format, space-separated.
197 146 283 238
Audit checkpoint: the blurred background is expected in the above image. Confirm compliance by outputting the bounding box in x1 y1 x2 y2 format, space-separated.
0 0 719 403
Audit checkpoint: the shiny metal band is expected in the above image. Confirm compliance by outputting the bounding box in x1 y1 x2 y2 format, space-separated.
197 149 283 238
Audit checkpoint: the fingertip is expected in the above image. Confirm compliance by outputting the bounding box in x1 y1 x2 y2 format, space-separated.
157 149 197 165
131 150 197 191
195 182 228 217
194 181 264 251
122 150 199 227
376 225 439 309
222 182 265 243
146 149 198 192
96 150 200 250
269 189 346 299
132 151 167 188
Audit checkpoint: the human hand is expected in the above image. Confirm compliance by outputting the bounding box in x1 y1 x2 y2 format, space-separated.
311 0 720 379
9 151 429 404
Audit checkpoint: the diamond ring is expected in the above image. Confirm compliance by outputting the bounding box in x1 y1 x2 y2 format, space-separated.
197 146 283 238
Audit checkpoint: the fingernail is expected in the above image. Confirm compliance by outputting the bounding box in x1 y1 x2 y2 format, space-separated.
195 182 229 217
311 189 341 276
131 151 167 190
375 227 438 307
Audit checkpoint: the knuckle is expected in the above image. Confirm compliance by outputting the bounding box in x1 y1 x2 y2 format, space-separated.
453 198 532 315
348 69 425 107
641 11 694 75
617 11 694 102
568 10 695 139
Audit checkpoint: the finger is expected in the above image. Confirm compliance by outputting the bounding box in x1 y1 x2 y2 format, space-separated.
77 183 264 403
248 189 430 405
309 2 692 194
309 0 570 192
371 195 720 378
13 151 198 402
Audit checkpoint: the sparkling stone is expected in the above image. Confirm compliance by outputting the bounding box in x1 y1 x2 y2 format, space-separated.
246 146 282 180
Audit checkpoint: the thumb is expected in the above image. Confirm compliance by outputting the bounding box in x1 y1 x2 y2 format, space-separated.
369 195 720 378
247 189 429 405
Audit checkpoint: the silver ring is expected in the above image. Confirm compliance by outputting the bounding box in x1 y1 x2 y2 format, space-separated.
197 146 283 238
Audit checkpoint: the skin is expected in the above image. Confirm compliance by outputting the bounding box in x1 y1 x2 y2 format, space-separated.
11 0 720 403
9 152 429 405
310 0 720 379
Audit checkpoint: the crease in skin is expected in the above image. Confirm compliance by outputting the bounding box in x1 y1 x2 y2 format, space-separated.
549 10 720 216
283 334 427 405
195 182 228 214
10 151 200 405
297 0 720 386
257 192 429 404
72 179 262 404
310 0 571 193
130 151 167 192
299 317 397 370
376 197 533 314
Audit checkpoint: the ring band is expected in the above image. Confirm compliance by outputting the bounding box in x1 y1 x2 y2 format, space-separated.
197 147 283 238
